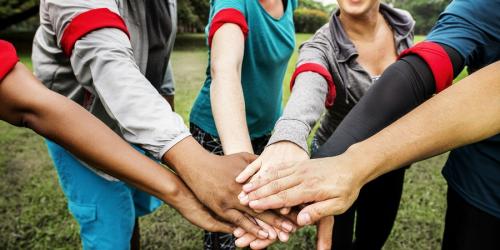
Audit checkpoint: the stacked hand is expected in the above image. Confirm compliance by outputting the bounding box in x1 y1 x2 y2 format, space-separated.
235 141 334 250
165 137 298 247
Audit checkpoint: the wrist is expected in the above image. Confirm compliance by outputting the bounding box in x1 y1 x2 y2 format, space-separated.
342 142 387 186
162 136 214 178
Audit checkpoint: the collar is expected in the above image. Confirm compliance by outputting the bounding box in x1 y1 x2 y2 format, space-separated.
329 2 414 62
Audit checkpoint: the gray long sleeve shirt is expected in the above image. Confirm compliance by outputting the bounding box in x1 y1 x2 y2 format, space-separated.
268 3 415 151
32 0 188 161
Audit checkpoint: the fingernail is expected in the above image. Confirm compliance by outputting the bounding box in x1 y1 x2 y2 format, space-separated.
298 212 312 225
238 192 245 199
279 231 289 242
233 228 244 237
243 183 253 191
258 230 269 239
268 229 277 240
240 195 249 204
282 221 294 232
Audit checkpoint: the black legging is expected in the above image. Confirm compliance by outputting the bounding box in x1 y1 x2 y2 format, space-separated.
312 44 463 250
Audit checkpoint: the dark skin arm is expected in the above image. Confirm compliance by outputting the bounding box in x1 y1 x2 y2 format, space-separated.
0 62 232 233
163 136 298 240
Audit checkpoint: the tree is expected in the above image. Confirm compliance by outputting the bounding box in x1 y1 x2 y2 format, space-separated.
0 0 39 31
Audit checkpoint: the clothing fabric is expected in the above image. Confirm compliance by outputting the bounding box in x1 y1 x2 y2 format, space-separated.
32 0 186 160
190 123 270 250
425 0 500 219
0 40 19 82
189 0 297 139
442 187 500 250
267 3 415 151
46 140 162 250
145 0 172 92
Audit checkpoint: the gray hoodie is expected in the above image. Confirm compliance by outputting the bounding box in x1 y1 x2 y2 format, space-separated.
268 3 415 151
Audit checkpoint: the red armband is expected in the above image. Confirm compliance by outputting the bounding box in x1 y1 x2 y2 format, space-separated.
398 41 454 93
290 63 336 108
0 40 19 82
208 8 249 48
61 8 130 56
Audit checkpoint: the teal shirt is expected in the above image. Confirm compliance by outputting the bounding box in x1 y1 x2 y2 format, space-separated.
190 0 297 139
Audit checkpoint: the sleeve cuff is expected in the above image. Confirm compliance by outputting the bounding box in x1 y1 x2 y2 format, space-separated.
158 132 192 160
208 8 248 47
267 119 311 152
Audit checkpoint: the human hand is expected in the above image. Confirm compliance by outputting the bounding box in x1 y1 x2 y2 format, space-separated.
241 155 366 227
236 141 309 213
165 138 297 239
164 177 234 233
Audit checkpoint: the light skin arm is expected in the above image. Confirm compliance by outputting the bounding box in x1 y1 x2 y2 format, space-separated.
210 23 253 155
0 63 232 233
242 60 500 225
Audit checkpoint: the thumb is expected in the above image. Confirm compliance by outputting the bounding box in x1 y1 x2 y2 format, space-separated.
297 199 338 226
236 157 262 183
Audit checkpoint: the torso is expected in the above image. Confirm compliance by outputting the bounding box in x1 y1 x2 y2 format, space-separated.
350 14 397 77
259 0 285 19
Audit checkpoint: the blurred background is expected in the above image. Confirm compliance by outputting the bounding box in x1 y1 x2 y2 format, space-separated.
0 0 464 249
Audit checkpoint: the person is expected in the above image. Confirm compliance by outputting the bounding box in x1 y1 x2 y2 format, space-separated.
0 39 232 243
31 1 294 249
188 0 301 249
236 1 415 249
240 0 500 249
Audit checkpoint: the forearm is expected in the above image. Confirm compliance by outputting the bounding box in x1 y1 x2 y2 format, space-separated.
267 72 328 151
346 61 500 185
0 63 182 203
210 23 252 154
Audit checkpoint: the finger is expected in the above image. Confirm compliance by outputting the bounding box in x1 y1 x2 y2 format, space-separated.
250 238 278 249
277 229 290 243
185 208 234 234
243 167 296 193
235 233 257 248
255 219 277 240
298 199 339 226
236 158 262 183
248 185 309 211
280 207 291 215
246 209 297 233
226 209 269 239
316 217 334 250
233 227 245 238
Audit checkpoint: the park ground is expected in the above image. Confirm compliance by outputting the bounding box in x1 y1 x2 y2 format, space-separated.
0 34 468 249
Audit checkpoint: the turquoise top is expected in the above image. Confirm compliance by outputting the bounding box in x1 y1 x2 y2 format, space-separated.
190 0 297 139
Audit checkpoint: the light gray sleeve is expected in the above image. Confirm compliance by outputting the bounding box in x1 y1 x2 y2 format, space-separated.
70 30 190 160
267 73 328 151
160 61 175 96
267 25 333 151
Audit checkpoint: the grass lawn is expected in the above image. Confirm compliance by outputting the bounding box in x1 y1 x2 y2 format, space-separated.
0 34 466 249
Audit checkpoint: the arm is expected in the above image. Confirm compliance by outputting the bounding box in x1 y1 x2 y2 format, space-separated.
0 62 231 233
160 62 176 110
242 60 500 225
43 2 292 238
236 25 333 183
210 23 253 154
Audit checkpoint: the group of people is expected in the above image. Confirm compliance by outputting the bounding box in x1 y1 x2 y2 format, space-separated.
0 0 498 249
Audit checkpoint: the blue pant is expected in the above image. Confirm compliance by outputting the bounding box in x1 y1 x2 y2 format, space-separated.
46 140 162 250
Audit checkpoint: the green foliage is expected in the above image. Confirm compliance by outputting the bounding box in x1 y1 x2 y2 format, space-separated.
0 0 37 18
385 0 449 34
294 8 329 33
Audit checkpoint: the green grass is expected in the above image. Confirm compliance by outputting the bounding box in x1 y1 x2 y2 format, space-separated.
0 34 467 249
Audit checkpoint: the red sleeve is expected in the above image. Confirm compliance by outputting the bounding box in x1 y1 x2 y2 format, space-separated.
0 40 19 82
398 41 454 93
60 8 130 56
290 63 336 108
208 8 249 47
